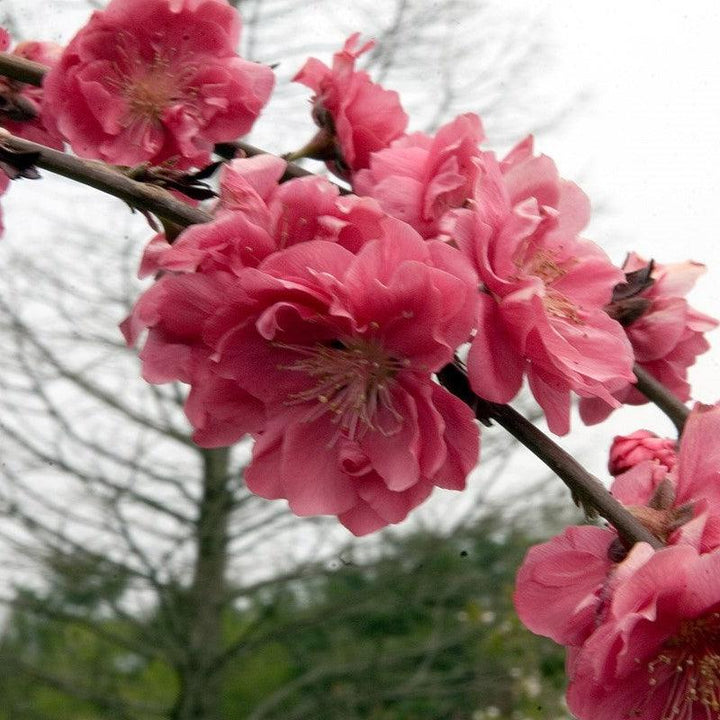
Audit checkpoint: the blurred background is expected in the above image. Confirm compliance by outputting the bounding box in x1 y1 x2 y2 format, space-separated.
0 1 718 718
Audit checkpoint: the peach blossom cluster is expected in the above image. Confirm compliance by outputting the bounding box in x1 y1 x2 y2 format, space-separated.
0 2 714 531
516 404 720 719
1 0 720 708
123 157 480 534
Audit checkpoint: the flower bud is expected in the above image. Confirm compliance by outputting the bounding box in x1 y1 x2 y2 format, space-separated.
608 430 677 476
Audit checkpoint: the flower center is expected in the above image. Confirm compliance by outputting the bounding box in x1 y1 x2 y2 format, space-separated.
641 611 720 719
542 290 582 323
276 338 408 440
525 249 566 285
125 72 178 123
109 34 199 126
514 247 583 323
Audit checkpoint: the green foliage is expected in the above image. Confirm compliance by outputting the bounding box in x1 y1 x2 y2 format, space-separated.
222 518 569 720
0 514 570 720
0 551 175 720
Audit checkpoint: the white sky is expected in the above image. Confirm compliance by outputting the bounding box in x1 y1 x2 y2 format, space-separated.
523 2 720 477
542 2 720 269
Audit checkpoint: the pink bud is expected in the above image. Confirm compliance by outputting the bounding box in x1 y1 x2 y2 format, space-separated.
608 430 677 476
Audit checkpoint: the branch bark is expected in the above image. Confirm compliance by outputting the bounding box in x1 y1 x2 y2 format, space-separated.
0 130 213 227
170 447 232 720
437 363 663 550
633 363 689 434
0 51 46 85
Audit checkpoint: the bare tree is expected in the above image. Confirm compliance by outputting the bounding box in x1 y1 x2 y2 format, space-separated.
0 181 348 718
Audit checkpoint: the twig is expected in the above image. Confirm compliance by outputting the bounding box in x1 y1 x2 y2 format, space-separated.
0 130 212 227
633 363 689 434
437 363 663 550
0 52 46 86
216 140 337 186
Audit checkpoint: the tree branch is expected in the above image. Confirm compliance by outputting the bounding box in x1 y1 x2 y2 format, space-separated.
633 363 689 434
437 363 663 550
0 130 213 227
0 51 46 85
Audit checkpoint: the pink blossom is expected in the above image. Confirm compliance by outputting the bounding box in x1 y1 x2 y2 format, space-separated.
611 461 676 508
122 268 268 447
223 230 478 533
607 405 720 552
669 402 720 515
0 28 64 148
609 404 720 513
353 113 485 238
514 525 626 646
607 403 720 551
137 155 289 277
124 180 480 534
567 545 720 720
609 461 708 550
449 137 635 435
293 33 408 178
137 156 387 278
580 253 718 424
43 0 274 168
517 406 720 717
608 430 677 476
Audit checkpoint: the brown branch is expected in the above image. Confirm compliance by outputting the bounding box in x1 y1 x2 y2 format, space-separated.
216 139 327 183
0 130 213 227
437 363 663 550
633 363 689 434
0 51 46 86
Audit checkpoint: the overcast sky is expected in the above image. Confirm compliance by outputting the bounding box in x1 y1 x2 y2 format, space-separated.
526 2 720 477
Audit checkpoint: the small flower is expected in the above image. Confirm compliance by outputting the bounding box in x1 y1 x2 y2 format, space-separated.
43 0 274 168
124 174 480 534
516 404 720 719
661 402 720 528
292 33 408 178
607 404 720 553
136 155 387 278
514 525 622 646
449 137 635 435
567 545 720 720
353 113 485 238
608 430 677 477
581 253 718 424
230 230 479 534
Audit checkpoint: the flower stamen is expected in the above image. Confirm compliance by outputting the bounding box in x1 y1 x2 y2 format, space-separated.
640 612 720 719
108 33 200 127
275 338 407 439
